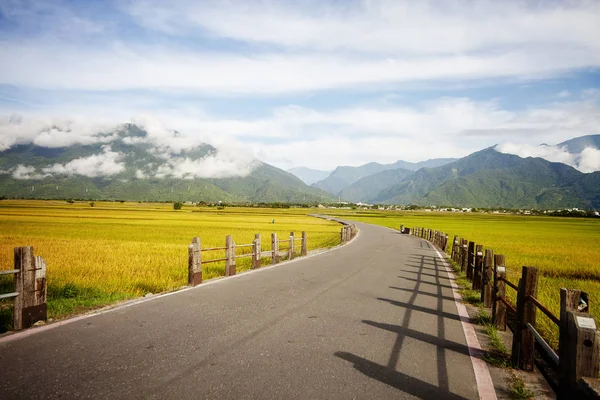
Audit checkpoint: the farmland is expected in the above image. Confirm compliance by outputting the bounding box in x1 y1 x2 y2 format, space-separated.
0 200 342 329
327 209 600 348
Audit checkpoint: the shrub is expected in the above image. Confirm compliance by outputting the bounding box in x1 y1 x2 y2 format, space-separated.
173 202 183 210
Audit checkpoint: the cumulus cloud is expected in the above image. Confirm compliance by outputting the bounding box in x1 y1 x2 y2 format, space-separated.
42 146 125 177
576 147 600 173
0 114 118 151
495 143 600 173
154 149 258 179
12 164 48 180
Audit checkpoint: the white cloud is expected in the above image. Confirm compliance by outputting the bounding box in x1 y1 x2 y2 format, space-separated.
1 40 599 95
12 164 48 180
577 147 600 173
0 114 118 150
126 0 600 56
42 146 125 177
154 149 258 179
495 143 600 173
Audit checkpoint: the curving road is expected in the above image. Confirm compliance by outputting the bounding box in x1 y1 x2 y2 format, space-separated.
0 221 491 399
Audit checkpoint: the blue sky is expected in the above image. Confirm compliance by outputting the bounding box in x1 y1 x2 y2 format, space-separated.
1 0 600 171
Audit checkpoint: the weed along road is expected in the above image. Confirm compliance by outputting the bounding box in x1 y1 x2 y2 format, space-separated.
0 221 494 400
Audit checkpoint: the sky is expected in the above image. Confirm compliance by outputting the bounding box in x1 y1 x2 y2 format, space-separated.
1 0 600 173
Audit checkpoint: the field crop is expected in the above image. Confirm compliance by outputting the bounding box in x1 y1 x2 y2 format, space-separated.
328 209 600 348
0 200 341 330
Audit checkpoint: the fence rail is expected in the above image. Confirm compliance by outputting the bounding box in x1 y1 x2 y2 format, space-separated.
409 225 600 398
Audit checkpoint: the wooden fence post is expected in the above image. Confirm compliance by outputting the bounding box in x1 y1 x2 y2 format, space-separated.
558 288 598 398
301 231 307 256
188 237 202 286
451 235 458 262
225 235 236 276
482 249 494 307
252 233 261 269
13 246 47 330
560 310 600 398
467 241 475 281
443 234 449 253
289 232 295 260
461 240 468 273
473 245 483 290
512 266 539 370
272 233 280 264
493 254 506 330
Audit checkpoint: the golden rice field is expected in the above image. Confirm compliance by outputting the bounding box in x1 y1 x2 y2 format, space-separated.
0 200 342 328
328 209 600 349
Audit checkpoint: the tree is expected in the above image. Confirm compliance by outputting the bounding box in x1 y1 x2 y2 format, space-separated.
173 202 183 210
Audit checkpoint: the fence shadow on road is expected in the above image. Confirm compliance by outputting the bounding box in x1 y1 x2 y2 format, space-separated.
334 253 478 400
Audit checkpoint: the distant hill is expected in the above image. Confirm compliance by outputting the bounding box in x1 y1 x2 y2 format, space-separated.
339 168 414 203
370 148 599 209
287 167 331 185
0 125 334 203
312 158 457 195
557 134 600 153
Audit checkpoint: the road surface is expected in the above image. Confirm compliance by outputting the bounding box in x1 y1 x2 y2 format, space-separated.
0 221 491 399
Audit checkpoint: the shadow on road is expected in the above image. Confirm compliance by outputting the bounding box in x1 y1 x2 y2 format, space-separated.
335 252 477 399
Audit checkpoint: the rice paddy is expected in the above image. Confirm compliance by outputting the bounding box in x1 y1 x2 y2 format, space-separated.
0 200 342 328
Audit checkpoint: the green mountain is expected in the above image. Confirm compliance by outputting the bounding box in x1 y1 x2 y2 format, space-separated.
287 167 331 185
557 134 600 153
370 148 599 209
312 158 457 195
339 167 413 203
0 125 334 203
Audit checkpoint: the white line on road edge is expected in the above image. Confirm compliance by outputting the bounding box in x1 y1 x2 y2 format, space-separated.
0 226 360 345
433 246 498 400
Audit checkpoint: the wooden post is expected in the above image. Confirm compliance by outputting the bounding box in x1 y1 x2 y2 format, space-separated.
482 249 494 307
340 227 345 243
467 242 475 281
443 234 449 253
473 245 483 290
272 233 280 264
559 310 600 398
511 266 539 370
558 288 597 398
451 235 458 262
188 237 202 286
300 231 307 256
461 240 468 273
13 246 47 330
252 233 261 269
289 232 295 260
225 235 236 276
493 254 507 330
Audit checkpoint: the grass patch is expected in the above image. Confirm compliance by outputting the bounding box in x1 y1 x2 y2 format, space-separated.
508 372 535 400
477 309 492 325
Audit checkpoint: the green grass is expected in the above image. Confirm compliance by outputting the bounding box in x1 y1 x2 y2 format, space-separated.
0 200 342 331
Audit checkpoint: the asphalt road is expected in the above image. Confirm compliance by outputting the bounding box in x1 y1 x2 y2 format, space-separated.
0 221 484 399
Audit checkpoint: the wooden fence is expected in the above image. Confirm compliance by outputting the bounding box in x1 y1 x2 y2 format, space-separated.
410 226 600 398
0 246 48 331
187 231 309 286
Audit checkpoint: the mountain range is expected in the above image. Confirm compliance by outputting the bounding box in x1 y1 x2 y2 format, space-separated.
1 125 599 209
0 124 333 203
286 167 331 185
299 134 599 209
312 158 457 195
